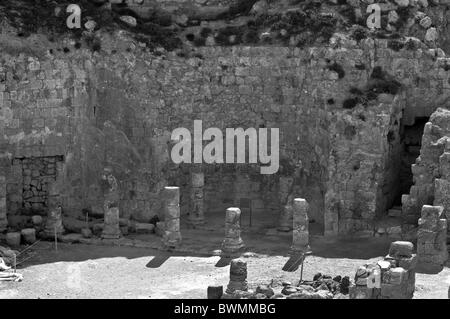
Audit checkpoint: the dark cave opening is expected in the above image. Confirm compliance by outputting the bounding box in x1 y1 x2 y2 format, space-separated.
394 117 429 206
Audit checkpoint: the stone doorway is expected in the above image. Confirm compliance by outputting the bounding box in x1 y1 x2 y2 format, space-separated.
396 117 429 206
14 156 64 215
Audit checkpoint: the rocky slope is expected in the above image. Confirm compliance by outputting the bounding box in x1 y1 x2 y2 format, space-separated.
0 0 449 54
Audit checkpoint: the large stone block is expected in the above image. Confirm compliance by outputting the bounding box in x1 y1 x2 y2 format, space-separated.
164 187 180 206
389 241 414 258
21 228 36 244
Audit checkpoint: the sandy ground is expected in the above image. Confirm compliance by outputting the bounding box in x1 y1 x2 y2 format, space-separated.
0 230 449 299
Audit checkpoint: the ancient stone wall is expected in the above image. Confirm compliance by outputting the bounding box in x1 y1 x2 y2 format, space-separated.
350 241 417 299
402 108 450 240
0 31 449 235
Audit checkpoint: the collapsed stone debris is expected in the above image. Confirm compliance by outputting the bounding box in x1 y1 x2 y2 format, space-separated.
211 257 351 299
350 241 416 299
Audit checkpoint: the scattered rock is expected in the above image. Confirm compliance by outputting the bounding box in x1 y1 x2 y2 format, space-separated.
63 217 88 233
256 285 274 298
420 16 432 29
6 232 21 247
84 20 97 31
61 233 83 243
120 16 137 27
394 0 410 7
81 228 92 238
425 27 438 43
32 215 43 225
21 228 36 244
281 285 298 295
250 0 268 16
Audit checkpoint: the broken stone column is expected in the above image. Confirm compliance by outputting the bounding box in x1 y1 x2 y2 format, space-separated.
290 198 310 255
350 241 416 299
101 167 121 239
278 176 294 232
221 208 244 257
189 171 205 225
163 186 182 248
102 207 121 239
44 205 65 237
0 174 7 232
417 205 448 273
225 259 248 294
47 160 65 211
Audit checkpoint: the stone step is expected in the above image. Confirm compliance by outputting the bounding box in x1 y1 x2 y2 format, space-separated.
407 146 421 154
388 208 402 217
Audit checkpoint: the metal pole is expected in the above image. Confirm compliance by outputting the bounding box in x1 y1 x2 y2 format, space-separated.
299 255 305 283
249 202 252 228
54 225 58 252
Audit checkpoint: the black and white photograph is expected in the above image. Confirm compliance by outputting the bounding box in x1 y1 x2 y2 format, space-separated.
0 0 449 306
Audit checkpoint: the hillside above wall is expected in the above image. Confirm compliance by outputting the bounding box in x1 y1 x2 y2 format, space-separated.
0 0 449 56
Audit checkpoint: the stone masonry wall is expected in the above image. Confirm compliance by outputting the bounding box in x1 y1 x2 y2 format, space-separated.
402 107 450 240
0 31 449 235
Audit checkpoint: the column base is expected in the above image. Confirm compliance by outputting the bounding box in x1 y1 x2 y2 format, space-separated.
163 231 182 249
221 240 245 258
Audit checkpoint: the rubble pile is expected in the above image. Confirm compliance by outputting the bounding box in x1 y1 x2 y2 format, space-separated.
216 273 351 300
350 241 417 299
213 258 351 299
281 273 351 299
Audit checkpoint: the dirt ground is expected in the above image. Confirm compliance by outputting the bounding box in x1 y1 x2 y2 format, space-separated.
0 228 449 299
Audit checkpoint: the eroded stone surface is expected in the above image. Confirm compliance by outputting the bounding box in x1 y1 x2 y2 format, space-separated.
221 208 244 257
163 187 182 248
417 205 448 273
